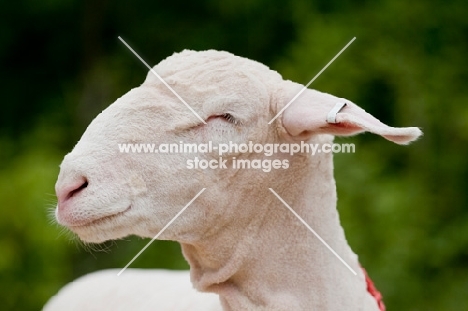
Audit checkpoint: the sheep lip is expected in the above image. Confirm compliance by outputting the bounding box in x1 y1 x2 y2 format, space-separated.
68 205 132 228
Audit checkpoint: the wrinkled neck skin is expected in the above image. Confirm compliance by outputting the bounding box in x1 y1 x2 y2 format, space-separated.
180 136 378 311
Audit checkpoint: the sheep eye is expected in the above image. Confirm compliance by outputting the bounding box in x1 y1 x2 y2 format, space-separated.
221 113 239 125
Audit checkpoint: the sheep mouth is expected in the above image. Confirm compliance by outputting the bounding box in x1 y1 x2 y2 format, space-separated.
68 205 132 229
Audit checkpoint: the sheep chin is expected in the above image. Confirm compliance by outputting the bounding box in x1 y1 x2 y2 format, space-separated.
67 206 133 243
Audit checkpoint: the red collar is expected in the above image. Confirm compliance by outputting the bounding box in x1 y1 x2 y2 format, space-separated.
361 267 386 311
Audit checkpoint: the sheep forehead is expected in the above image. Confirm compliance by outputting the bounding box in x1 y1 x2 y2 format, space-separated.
79 50 284 146
143 50 283 105
152 49 279 82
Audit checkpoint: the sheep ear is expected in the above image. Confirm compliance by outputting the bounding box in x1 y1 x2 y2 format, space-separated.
280 83 422 145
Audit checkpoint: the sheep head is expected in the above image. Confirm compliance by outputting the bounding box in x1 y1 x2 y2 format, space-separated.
55 50 422 243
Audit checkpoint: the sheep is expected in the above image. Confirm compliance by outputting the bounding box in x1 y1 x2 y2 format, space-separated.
45 49 421 311
44 269 221 311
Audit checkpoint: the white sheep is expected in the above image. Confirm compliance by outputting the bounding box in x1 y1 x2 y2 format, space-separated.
44 269 220 311
45 50 421 310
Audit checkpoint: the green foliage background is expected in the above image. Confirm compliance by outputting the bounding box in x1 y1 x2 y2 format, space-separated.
0 0 466 310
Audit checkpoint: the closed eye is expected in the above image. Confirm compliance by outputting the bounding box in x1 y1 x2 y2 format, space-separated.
221 113 239 125
206 113 240 125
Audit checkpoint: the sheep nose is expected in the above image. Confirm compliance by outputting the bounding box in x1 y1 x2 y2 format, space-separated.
56 178 88 207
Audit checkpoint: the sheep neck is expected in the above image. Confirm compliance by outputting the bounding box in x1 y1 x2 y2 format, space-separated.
181 150 377 311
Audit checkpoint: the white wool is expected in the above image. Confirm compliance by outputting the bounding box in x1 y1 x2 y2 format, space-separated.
44 269 221 311
46 50 422 310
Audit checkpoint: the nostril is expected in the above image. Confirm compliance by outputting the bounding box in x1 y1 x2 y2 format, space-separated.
66 180 88 200
57 178 89 206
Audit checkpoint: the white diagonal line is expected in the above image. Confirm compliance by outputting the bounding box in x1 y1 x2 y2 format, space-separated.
117 188 206 276
118 36 207 124
268 37 356 124
268 188 357 275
